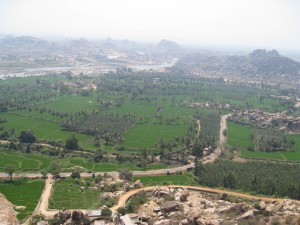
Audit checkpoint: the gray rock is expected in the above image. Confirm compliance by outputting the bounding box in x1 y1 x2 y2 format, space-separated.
161 201 178 212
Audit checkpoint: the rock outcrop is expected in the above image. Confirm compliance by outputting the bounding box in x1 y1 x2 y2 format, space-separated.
0 194 20 225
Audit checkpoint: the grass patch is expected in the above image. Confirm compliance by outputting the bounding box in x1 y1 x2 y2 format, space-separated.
227 121 253 149
0 179 44 221
49 178 99 209
123 123 189 149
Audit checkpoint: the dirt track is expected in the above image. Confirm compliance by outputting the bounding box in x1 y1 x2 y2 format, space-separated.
110 184 289 213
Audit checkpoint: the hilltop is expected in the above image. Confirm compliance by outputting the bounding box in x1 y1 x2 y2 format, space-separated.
173 49 300 82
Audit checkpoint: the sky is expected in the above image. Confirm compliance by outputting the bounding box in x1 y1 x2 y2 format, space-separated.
0 0 300 50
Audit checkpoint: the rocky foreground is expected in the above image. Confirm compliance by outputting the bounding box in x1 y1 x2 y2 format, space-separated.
0 194 20 225
133 187 300 225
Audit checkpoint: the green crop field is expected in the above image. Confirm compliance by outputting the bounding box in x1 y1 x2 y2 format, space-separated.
1 113 95 149
49 178 99 209
133 173 196 186
228 122 300 161
0 180 44 221
227 121 253 149
0 149 171 172
123 123 189 149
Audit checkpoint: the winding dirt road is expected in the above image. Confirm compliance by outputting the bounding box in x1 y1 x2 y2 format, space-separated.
110 185 289 213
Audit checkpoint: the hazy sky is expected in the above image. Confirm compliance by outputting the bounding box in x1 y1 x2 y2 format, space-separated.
0 0 300 50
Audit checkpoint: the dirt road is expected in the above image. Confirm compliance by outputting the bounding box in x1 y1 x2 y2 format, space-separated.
33 175 58 219
110 184 289 213
202 114 230 164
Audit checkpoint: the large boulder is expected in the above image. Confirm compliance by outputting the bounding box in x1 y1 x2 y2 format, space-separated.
180 188 190 202
161 201 178 212
0 194 20 225
186 208 201 224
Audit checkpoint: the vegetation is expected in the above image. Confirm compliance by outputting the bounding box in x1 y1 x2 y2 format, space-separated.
4 164 16 180
0 179 44 221
49 178 99 209
194 160 300 199
251 128 294 152
119 169 133 181
122 190 147 214
228 122 300 161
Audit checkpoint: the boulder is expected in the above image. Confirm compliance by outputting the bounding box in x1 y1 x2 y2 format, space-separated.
180 188 190 201
134 180 142 188
0 194 20 225
237 209 259 220
153 219 171 225
258 201 266 210
180 219 189 225
219 192 229 201
186 208 201 224
161 201 178 212
222 203 247 214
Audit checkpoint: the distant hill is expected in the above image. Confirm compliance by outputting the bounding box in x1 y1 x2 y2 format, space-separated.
174 49 300 79
156 39 180 50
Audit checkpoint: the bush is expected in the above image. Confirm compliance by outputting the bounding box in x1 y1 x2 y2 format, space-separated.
70 170 81 179
117 207 126 215
119 169 133 181
101 208 112 217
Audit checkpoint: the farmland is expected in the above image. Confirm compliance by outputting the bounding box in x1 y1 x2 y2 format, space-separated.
0 179 44 221
0 149 173 172
49 178 99 209
227 121 300 161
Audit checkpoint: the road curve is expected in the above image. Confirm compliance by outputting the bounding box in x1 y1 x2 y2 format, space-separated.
110 185 290 213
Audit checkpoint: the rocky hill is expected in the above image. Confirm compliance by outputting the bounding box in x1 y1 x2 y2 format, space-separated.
174 49 300 81
0 194 20 225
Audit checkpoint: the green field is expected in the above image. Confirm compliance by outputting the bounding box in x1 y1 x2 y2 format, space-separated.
0 180 44 221
1 113 95 149
133 173 196 186
0 149 172 172
124 123 189 149
228 122 300 161
49 178 99 209
227 121 253 149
